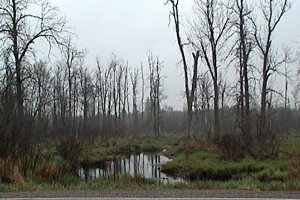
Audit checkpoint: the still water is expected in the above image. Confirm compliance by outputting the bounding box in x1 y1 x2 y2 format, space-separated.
79 153 184 184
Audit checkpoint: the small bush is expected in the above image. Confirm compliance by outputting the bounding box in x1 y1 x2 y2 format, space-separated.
255 121 280 159
179 140 199 154
252 168 288 182
287 139 300 180
56 136 83 174
218 133 244 160
58 174 80 186
38 161 62 182
1 163 25 185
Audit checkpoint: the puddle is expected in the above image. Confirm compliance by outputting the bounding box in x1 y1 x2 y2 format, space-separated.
79 153 184 184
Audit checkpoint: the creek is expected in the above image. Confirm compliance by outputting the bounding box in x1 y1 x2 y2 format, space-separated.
79 153 184 184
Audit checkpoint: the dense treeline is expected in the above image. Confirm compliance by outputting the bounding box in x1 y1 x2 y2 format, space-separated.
0 0 299 179
166 0 299 157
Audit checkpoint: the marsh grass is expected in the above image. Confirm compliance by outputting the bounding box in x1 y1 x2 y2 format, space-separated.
161 150 292 181
0 175 156 192
80 136 166 164
2 175 300 192
1 134 300 192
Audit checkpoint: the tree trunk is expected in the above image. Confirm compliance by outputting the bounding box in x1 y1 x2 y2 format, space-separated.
213 80 220 140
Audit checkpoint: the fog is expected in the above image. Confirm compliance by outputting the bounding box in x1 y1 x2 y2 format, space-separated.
47 0 300 110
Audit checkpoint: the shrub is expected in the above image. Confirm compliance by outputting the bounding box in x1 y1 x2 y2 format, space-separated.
56 136 83 174
38 161 62 182
218 133 244 160
0 163 25 185
287 139 300 180
252 168 287 182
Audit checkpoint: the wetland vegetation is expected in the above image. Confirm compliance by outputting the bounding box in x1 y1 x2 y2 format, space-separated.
1 133 300 191
0 0 299 193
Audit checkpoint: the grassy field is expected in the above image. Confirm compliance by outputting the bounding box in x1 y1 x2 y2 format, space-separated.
1 133 300 191
160 134 300 190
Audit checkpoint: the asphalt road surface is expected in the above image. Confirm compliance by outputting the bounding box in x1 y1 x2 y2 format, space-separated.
2 198 300 200
3 198 300 200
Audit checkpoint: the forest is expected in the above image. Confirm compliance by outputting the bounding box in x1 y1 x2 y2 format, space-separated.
0 0 300 192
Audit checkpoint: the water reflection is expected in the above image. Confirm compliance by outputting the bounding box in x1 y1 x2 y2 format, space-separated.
79 153 184 184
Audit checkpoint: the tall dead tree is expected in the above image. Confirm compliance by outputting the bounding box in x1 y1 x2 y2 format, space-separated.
117 64 125 135
232 0 253 139
191 0 233 140
167 0 200 138
96 59 112 139
148 53 163 137
121 63 129 134
130 67 139 136
140 63 145 134
63 39 82 120
251 0 291 138
0 0 66 161
282 47 295 138
79 66 92 135
111 57 119 136
61 38 85 135
31 61 53 131
52 63 67 135
0 0 66 118
196 72 213 134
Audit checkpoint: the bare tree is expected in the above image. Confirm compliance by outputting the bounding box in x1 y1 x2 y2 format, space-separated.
251 0 291 138
121 63 129 134
0 0 67 118
117 64 126 135
195 71 213 134
166 0 200 138
79 65 93 136
292 76 300 111
191 0 233 140
140 63 145 134
130 67 139 136
30 61 53 126
231 0 253 139
52 63 66 135
61 38 85 124
147 53 164 137
111 57 119 136
96 58 112 139
0 0 67 162
281 47 296 138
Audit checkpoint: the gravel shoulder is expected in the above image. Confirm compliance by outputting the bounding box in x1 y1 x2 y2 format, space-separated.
1 189 300 199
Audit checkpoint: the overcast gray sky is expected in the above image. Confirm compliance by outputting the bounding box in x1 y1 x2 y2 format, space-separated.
49 0 299 110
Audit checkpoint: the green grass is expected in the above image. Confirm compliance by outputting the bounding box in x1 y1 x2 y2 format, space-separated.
80 175 156 189
2 175 300 192
0 175 157 192
79 135 167 164
160 135 300 190
183 178 300 191
161 149 292 181
1 133 300 192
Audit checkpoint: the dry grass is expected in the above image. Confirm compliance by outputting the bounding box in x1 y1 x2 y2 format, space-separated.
0 161 25 185
38 161 62 182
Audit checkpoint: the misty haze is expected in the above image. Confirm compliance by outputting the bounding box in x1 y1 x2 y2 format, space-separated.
0 0 300 199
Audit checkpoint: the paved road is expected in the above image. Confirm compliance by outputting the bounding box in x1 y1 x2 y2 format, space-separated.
1 190 300 199
3 198 300 200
